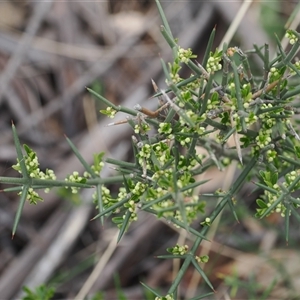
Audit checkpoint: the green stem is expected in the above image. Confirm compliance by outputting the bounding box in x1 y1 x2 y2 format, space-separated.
168 156 257 294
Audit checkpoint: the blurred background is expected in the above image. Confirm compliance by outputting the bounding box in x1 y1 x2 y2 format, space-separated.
0 1 299 299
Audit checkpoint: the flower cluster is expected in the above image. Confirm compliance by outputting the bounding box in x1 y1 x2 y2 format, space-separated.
269 67 281 81
244 111 258 126
65 171 85 194
88 152 105 176
176 124 206 146
178 155 197 171
201 217 211 226
100 106 117 118
255 128 272 149
206 49 222 73
167 244 189 256
92 185 120 214
177 47 197 64
152 141 172 165
25 187 43 205
168 61 182 84
124 200 138 221
265 149 277 163
171 197 205 225
101 186 114 204
285 30 299 45
294 60 300 71
132 181 148 196
167 47 196 84
283 170 300 190
256 169 300 218
207 92 220 110
134 123 151 134
13 145 56 181
100 180 148 226
158 122 173 136
195 255 209 263
13 145 57 198
137 143 152 169
289 60 300 76
155 295 174 300
185 196 206 222
257 187 292 218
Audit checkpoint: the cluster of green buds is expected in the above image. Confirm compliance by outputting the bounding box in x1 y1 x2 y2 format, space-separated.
103 180 148 226
25 187 43 205
206 49 222 73
134 122 151 134
256 169 300 217
12 145 57 202
257 187 288 217
167 244 189 256
158 122 173 137
182 196 205 223
269 67 281 81
294 60 300 71
92 186 114 207
177 46 197 64
201 217 211 226
168 47 197 84
195 254 209 263
65 171 86 194
100 106 117 118
137 143 152 170
90 152 105 176
124 200 138 222
12 145 56 181
285 29 299 45
168 60 182 84
155 295 174 300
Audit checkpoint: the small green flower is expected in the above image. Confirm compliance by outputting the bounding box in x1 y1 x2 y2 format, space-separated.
245 111 258 126
285 30 298 45
206 49 222 73
134 123 151 134
168 61 182 84
155 295 174 300
19 187 43 205
158 122 173 135
138 144 151 159
167 244 189 256
255 129 272 149
65 171 86 194
266 149 277 162
177 47 197 63
292 61 300 74
90 152 105 175
124 200 138 222
100 106 117 118
131 181 147 196
169 72 181 83
195 255 209 263
201 217 211 226
12 145 57 194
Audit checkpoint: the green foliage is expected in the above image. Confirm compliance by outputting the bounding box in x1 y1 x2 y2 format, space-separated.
22 285 55 300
